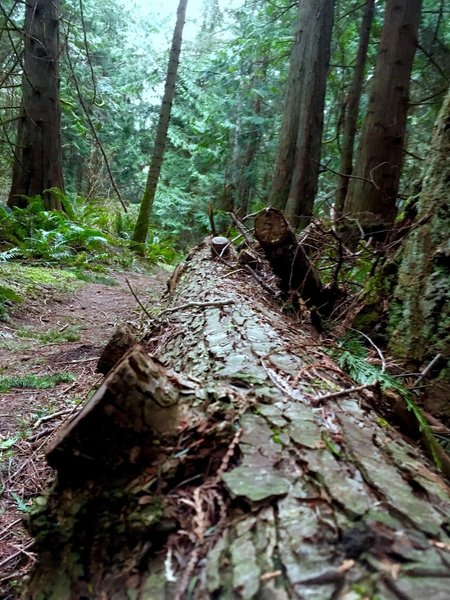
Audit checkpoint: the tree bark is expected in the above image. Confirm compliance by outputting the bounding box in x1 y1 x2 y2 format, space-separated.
25 238 450 599
388 86 450 373
334 0 375 221
269 0 334 230
343 0 422 241
8 0 64 210
132 0 188 244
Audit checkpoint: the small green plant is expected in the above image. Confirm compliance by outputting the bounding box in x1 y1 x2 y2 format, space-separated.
10 492 31 513
0 283 23 320
16 325 81 344
0 435 18 451
0 372 75 392
322 431 340 457
144 237 183 265
333 334 442 467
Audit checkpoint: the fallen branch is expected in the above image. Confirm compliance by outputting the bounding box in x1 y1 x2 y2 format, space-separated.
158 299 235 318
311 382 375 405
33 407 78 430
412 353 443 389
125 278 153 321
0 542 34 570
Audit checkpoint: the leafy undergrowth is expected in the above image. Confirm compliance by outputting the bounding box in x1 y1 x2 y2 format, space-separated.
0 263 168 598
331 333 449 470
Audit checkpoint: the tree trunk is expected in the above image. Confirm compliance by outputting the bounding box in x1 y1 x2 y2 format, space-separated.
8 0 64 210
388 86 450 373
25 238 450 599
235 90 264 215
270 0 334 231
343 0 422 241
334 0 375 221
132 0 188 245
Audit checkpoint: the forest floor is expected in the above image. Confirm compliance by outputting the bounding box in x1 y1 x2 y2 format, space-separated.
0 266 168 599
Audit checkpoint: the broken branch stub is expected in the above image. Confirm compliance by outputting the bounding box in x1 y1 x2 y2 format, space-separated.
210 235 232 258
254 207 328 315
45 345 183 477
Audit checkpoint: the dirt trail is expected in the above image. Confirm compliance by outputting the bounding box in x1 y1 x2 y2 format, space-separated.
0 268 167 598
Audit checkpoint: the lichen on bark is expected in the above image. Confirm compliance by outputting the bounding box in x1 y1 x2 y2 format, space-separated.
388 88 450 373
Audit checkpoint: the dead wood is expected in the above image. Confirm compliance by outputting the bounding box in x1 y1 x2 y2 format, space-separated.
24 238 450 599
254 207 338 320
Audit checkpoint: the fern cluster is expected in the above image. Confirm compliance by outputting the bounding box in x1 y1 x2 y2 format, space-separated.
0 194 121 266
1 192 184 269
334 334 443 467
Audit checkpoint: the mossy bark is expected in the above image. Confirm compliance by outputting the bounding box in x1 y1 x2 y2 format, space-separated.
25 239 450 599
388 88 450 373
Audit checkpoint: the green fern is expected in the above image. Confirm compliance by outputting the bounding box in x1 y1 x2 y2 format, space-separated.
334 334 442 468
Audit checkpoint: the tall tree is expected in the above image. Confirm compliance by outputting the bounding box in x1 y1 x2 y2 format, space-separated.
132 0 188 245
8 0 64 210
269 0 334 229
343 0 422 240
334 0 375 221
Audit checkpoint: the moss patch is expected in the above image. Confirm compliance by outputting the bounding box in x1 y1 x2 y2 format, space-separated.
0 263 81 320
0 372 76 393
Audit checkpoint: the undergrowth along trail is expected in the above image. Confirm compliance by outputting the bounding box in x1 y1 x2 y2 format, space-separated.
0 266 167 599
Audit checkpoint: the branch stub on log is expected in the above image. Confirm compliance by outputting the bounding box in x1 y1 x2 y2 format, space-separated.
254 206 294 246
210 236 231 258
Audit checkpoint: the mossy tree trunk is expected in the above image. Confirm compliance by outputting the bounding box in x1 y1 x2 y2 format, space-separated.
388 87 450 373
26 239 450 599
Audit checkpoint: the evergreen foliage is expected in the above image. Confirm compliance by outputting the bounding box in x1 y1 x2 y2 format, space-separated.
0 0 448 368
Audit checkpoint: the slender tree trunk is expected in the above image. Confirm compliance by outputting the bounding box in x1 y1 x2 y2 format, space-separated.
343 0 422 241
268 6 304 211
8 0 64 210
235 85 264 215
285 0 334 230
270 0 334 230
334 0 375 221
25 237 450 599
132 0 188 245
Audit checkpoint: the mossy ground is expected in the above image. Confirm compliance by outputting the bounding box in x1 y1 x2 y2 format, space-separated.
0 263 81 320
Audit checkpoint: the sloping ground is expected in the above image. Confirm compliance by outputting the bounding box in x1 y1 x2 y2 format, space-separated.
0 267 167 598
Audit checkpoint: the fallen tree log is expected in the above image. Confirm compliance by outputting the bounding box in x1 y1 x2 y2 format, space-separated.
25 238 450 599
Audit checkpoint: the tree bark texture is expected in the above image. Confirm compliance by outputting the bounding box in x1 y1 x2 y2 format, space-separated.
269 0 334 230
8 0 64 210
388 87 450 371
26 239 450 599
343 0 422 240
132 0 188 244
334 0 375 220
